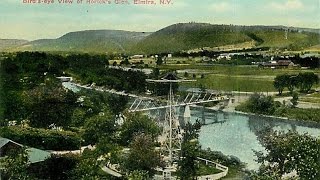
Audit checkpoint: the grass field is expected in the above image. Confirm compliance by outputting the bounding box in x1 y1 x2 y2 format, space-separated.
112 61 319 92
300 93 320 104
183 74 276 92
197 163 223 176
162 64 320 75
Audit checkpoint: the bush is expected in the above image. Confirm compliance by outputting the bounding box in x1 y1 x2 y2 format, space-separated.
0 127 82 150
28 154 79 180
236 93 276 115
200 149 244 167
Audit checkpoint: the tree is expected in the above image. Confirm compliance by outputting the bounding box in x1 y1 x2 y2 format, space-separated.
254 130 320 180
286 75 298 94
156 56 163 66
70 149 109 180
296 72 319 93
177 121 202 180
245 93 276 115
120 113 160 146
290 92 299 108
184 71 189 78
28 154 79 180
106 95 129 116
127 170 149 180
123 133 161 177
24 78 78 128
83 110 117 145
0 148 31 180
274 74 287 95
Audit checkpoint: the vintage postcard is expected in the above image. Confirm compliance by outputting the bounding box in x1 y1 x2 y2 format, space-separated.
1 0 319 179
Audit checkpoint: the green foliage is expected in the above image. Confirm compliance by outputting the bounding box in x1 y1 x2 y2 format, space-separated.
106 95 129 116
28 154 79 180
83 111 117 145
147 82 179 96
122 133 161 177
14 30 150 53
279 108 320 123
290 92 299 108
254 130 320 180
184 71 189 78
0 148 31 180
296 72 319 93
199 150 243 167
0 52 66 122
68 54 146 93
177 121 202 179
197 163 222 176
23 78 78 128
274 74 287 95
127 170 150 180
237 93 320 122
238 93 276 115
0 126 82 150
119 113 161 146
70 149 109 180
274 73 319 94
156 56 163 66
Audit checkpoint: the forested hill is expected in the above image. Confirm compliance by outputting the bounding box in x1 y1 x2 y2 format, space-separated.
11 30 151 53
132 23 320 54
4 23 320 54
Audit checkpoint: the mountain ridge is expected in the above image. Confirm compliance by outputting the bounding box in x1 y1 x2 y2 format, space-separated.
3 23 320 54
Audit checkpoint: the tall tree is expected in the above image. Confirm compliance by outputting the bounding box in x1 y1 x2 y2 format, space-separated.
274 74 287 95
296 72 319 93
83 110 117 145
120 113 160 146
286 75 298 94
177 121 202 180
253 130 320 180
123 133 161 177
24 78 78 128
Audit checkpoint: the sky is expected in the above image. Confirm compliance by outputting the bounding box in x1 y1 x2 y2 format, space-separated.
0 0 319 40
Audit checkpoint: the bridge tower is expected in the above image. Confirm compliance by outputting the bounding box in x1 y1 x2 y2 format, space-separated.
147 73 195 179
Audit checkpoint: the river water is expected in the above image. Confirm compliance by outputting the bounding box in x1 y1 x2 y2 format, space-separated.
187 106 320 170
62 82 320 170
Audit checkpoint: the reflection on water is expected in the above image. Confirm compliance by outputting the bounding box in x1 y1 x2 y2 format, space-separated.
188 107 320 170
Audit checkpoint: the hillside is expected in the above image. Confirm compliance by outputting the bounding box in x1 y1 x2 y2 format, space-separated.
13 30 151 53
0 39 29 51
132 23 320 54
5 23 320 54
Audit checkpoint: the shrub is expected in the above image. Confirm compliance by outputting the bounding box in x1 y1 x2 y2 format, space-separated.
0 127 82 150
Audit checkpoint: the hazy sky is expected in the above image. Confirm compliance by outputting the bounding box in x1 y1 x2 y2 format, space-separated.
1 0 319 40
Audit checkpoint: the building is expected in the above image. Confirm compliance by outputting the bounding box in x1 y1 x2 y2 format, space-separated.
0 137 51 164
261 60 295 69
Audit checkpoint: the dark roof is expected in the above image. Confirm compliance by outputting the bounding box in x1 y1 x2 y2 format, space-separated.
277 60 293 66
162 72 179 80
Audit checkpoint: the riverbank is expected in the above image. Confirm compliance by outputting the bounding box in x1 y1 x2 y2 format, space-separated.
233 94 320 124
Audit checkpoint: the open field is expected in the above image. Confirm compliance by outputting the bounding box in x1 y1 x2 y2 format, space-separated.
183 74 275 92
300 93 320 104
165 65 320 92
161 64 320 75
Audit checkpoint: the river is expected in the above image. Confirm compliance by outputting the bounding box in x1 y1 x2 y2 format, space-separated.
62 82 320 170
187 106 320 170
